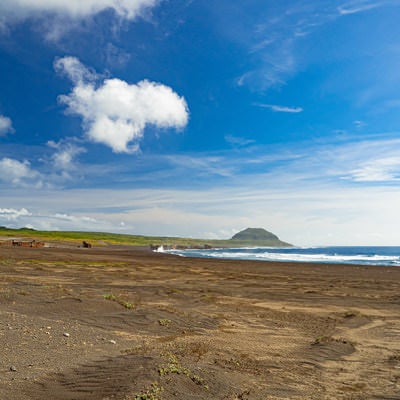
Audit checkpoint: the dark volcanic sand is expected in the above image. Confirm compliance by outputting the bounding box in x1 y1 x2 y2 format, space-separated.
1 244 400 399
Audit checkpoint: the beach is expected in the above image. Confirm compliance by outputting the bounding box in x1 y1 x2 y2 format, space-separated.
1 244 399 399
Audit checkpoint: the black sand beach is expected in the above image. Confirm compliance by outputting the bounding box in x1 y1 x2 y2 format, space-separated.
1 244 399 399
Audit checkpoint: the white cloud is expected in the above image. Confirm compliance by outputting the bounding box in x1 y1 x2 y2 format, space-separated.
54 57 99 85
56 57 189 153
0 0 158 21
0 206 101 231
0 115 14 136
3 182 400 245
47 139 86 171
0 0 159 40
348 157 400 182
0 158 42 187
0 208 32 221
52 213 98 223
225 135 255 147
165 154 234 178
254 103 303 113
338 1 383 15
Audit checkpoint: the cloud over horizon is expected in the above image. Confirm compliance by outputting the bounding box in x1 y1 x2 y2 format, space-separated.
55 57 189 153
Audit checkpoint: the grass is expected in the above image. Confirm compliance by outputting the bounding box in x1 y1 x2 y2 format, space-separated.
103 293 135 309
0 226 291 248
158 319 171 327
158 353 208 390
131 383 163 400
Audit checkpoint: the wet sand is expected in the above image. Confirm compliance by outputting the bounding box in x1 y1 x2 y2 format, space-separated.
0 244 399 399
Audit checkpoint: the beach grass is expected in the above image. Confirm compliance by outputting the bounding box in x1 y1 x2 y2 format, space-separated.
0 227 291 248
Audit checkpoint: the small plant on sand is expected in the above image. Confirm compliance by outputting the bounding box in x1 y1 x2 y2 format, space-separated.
312 335 351 347
312 335 331 345
158 319 171 327
158 353 208 390
120 300 134 309
159 353 189 376
103 293 135 309
103 293 117 301
132 382 163 400
343 310 361 318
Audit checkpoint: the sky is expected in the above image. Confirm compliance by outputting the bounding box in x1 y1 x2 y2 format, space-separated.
1 0 400 246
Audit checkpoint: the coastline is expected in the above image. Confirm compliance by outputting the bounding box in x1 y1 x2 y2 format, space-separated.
1 244 400 399
162 244 400 267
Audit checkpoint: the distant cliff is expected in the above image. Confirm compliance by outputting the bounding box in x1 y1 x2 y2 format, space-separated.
230 228 292 247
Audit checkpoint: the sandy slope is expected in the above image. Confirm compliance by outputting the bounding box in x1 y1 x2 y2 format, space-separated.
0 245 399 399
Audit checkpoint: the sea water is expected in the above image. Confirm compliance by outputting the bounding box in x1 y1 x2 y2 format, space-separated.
164 246 400 267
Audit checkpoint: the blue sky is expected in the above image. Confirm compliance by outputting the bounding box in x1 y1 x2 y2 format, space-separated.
1 0 400 245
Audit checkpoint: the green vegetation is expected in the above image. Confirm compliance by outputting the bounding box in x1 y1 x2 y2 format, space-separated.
0 226 292 248
231 227 279 241
103 293 135 309
312 335 332 345
132 383 163 400
158 353 208 389
231 227 291 246
158 319 172 327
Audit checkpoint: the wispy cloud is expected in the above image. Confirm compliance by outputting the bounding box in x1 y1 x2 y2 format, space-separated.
254 103 303 113
1 120 400 245
47 139 86 173
347 157 400 182
2 178 400 245
224 134 255 147
165 154 234 178
0 158 43 188
0 115 14 136
337 1 385 15
230 0 395 92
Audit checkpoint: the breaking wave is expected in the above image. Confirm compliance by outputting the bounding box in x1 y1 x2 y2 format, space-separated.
166 246 400 266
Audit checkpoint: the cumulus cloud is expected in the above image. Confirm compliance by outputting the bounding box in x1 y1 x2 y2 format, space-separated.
0 158 42 187
0 208 32 221
0 0 159 40
55 57 189 153
0 115 14 136
0 0 158 21
0 207 101 231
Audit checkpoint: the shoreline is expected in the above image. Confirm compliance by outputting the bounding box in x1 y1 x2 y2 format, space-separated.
161 244 400 268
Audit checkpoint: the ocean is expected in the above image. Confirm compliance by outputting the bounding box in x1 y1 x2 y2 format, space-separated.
162 246 400 267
